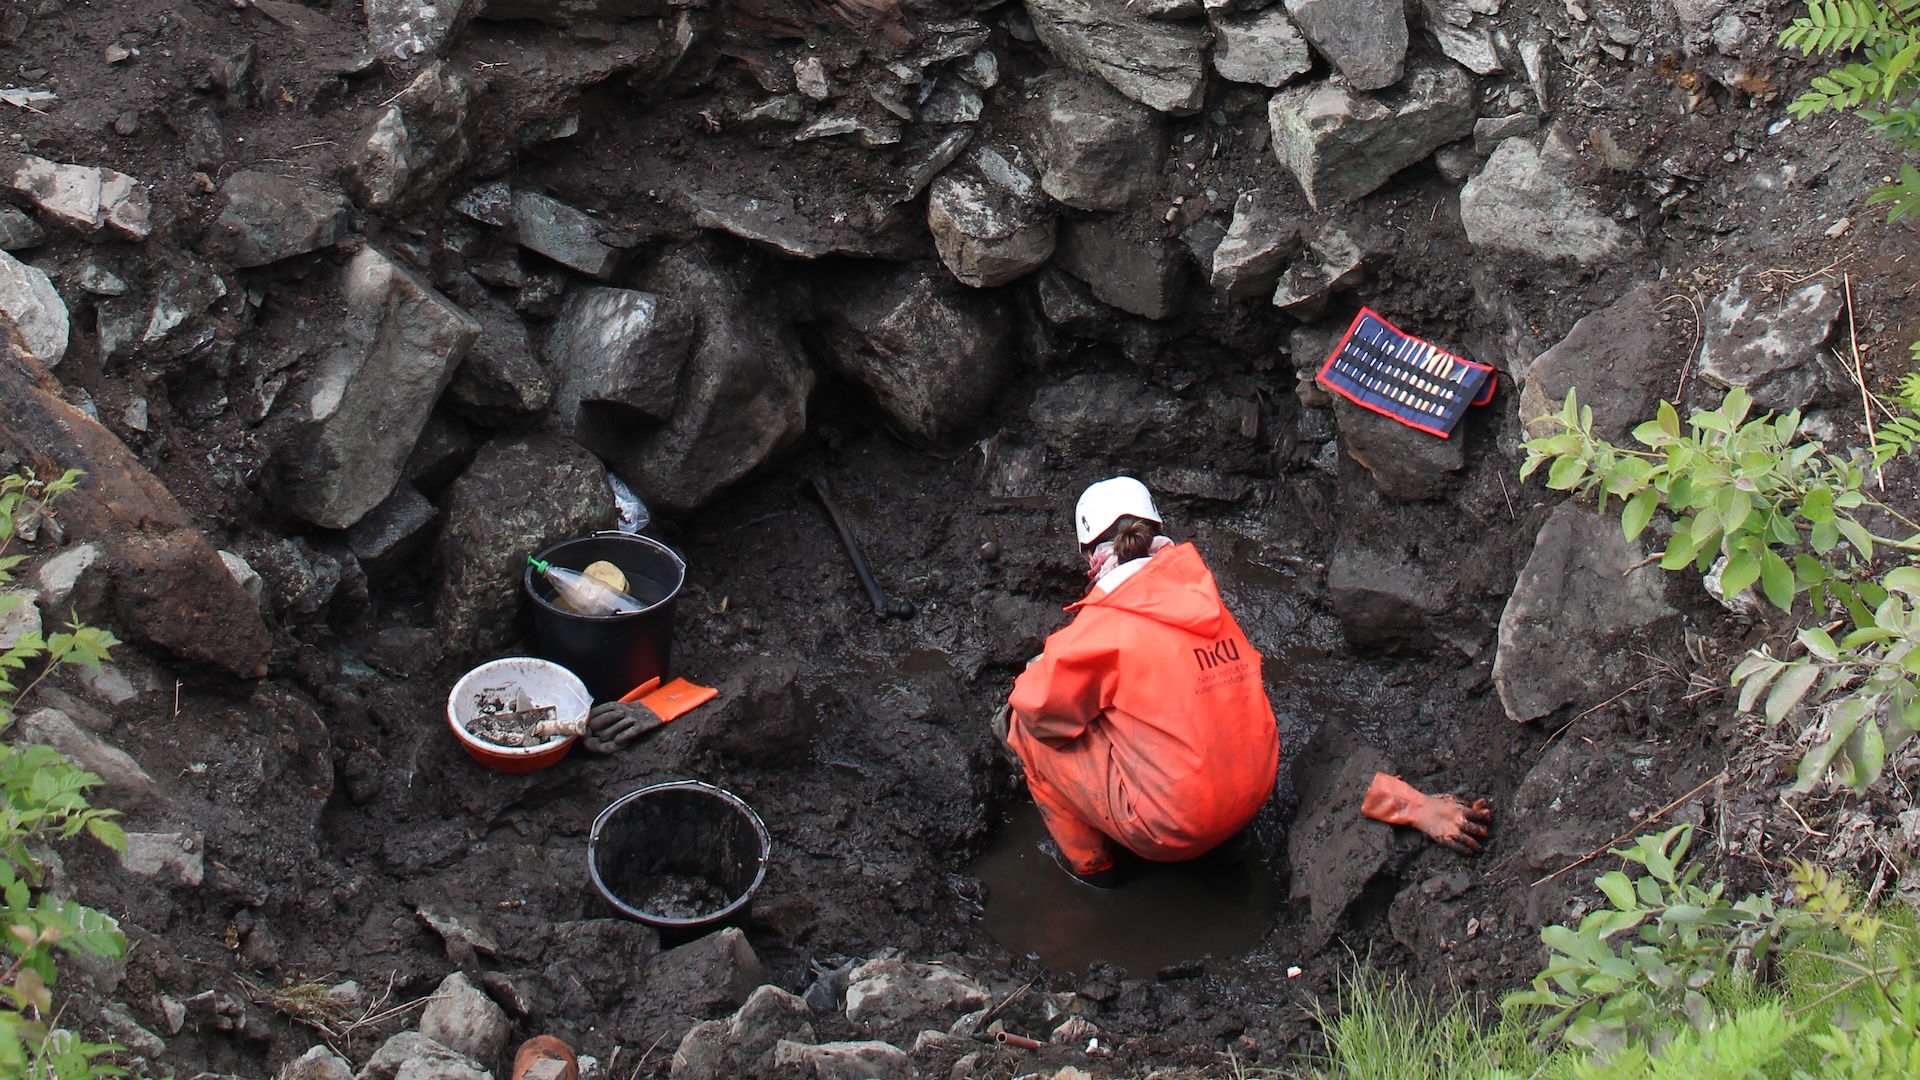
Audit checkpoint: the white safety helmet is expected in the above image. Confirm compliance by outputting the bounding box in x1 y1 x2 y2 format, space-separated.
1075 476 1162 546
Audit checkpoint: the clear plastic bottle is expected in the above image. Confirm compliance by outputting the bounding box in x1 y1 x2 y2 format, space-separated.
528 557 646 616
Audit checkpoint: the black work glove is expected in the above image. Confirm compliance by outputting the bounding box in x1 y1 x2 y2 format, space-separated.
583 700 666 754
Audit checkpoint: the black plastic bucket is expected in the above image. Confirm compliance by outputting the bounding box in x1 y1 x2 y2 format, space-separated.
524 532 685 702
588 780 770 939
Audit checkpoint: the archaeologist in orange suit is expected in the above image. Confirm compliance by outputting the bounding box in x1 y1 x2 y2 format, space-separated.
997 477 1282 887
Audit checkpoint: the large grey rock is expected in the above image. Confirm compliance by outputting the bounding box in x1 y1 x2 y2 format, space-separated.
1518 285 1671 441
348 62 476 210
280 247 481 530
1037 75 1167 211
20 708 155 802
419 971 510 1066
366 0 474 60
1210 191 1301 298
927 148 1055 287
1284 0 1408 91
817 264 1012 444
1433 18 1503 75
1035 266 1125 342
198 171 352 268
0 249 66 366
1212 7 1314 87
1029 373 1183 455
1328 545 1449 650
671 985 815 1080
444 300 553 423
643 928 763 1020
4 154 151 239
685 188 924 261
842 958 989 1029
512 191 619 279
1023 0 1208 114
1269 60 1477 209
772 1040 911 1080
1333 394 1464 500
358 1032 490 1080
542 287 695 450
1460 136 1633 264
1495 503 1673 723
434 435 613 655
1696 275 1844 413
1055 215 1188 320
619 243 813 513
118 832 205 888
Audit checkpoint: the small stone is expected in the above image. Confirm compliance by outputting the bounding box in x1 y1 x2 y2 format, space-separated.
512 190 618 278
36 542 101 610
454 182 514 227
104 43 131 63
158 995 186 1035
1472 113 1538 156
98 1003 166 1058
773 1039 911 1080
113 111 140 136
360 1032 489 1080
219 549 265 605
643 927 763 1019
121 397 149 432
794 56 831 100
0 248 68 367
0 204 43 249
1460 136 1634 264
0 587 38 648
21 707 154 798
77 263 129 296
78 664 138 706
1696 274 1845 412
198 170 353 268
844 958 990 1029
1268 60 1477 209
279 1045 353 1080
1210 190 1301 298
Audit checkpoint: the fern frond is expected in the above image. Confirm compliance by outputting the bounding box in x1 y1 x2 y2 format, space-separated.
1865 162 1920 219
1780 0 1918 55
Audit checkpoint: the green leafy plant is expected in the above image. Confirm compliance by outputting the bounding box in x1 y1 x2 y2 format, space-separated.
0 469 127 1079
1521 387 1920 792
1504 825 1920 1076
1781 0 1920 220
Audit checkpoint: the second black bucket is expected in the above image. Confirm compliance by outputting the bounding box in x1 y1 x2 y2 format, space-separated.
588 780 770 940
525 532 685 702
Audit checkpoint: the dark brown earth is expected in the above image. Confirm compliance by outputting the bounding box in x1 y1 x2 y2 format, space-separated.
3 0 1917 1077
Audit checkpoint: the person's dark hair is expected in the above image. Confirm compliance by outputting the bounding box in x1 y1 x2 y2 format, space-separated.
1103 515 1162 562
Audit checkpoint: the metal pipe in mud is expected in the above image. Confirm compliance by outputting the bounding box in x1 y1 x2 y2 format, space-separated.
993 1032 1042 1051
810 475 915 619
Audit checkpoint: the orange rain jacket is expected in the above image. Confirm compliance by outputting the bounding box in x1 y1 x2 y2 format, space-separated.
1006 542 1280 874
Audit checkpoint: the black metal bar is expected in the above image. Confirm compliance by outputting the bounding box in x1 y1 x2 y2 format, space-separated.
810 475 914 619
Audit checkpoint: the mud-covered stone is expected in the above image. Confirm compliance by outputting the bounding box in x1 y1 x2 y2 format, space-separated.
420 971 511 1066
366 0 474 60
434 435 614 655
0 205 43 250
542 286 695 446
1212 7 1314 87
1284 0 1406 90
3 154 151 239
0 248 66 366
1495 503 1673 723
348 61 477 210
1286 720 1410 950
1210 191 1301 298
843 958 989 1029
279 247 480 530
1518 285 1673 441
1268 61 1477 209
671 985 816 1080
927 147 1055 287
1055 214 1188 320
1030 373 1183 455
1270 225 1364 314
21 708 155 802
1023 0 1208 114
1332 395 1465 501
618 241 813 513
816 263 1013 444
513 191 619 279
0 349 270 676
445 299 553 424
1460 136 1633 264
1328 545 1449 650
197 170 352 268
644 928 763 1020
1036 75 1167 211
1696 274 1844 413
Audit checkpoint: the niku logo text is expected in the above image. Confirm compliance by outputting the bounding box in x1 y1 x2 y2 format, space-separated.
1193 638 1241 670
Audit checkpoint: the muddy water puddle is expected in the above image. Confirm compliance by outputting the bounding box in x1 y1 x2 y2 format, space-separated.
972 803 1278 976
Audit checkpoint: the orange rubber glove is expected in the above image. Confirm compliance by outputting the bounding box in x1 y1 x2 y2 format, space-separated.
1361 772 1492 855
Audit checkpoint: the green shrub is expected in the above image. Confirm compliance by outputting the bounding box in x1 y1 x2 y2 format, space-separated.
1780 0 1920 221
0 469 127 1079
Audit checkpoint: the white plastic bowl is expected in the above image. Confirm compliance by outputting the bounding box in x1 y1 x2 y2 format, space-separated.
447 657 591 772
